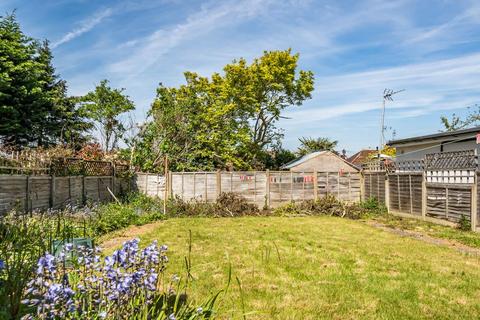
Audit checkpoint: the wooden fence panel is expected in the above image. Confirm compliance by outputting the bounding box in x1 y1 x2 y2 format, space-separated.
134 173 165 199
29 176 51 211
478 172 480 228
0 174 125 215
136 171 361 208
387 173 422 216
363 172 386 203
426 184 471 223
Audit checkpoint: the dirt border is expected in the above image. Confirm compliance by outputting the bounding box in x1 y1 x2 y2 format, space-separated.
366 221 480 256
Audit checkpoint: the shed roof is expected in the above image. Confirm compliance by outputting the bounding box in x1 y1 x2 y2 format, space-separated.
280 150 358 170
388 126 480 146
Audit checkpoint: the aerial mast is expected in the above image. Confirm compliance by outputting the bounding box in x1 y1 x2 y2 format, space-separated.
380 88 405 149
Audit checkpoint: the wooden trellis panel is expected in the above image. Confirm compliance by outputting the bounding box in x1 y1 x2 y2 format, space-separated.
425 150 477 170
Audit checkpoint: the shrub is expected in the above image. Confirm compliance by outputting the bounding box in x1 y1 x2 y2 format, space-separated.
166 193 260 218
214 192 260 217
359 197 387 216
458 215 471 231
272 195 386 219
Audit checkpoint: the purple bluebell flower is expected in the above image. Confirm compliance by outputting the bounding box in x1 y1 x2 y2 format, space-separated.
64 243 74 252
23 239 172 319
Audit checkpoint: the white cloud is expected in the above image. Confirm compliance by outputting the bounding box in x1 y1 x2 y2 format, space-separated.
282 53 480 126
52 8 112 48
108 0 274 76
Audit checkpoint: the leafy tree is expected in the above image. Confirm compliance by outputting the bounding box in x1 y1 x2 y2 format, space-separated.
135 49 314 172
441 105 480 132
0 13 89 147
260 147 296 170
223 49 315 164
79 80 135 152
296 137 338 157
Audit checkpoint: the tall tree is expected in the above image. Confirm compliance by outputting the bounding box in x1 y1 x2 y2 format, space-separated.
0 13 89 147
223 49 314 164
296 137 338 157
135 49 314 172
35 41 91 147
79 80 135 152
0 13 43 145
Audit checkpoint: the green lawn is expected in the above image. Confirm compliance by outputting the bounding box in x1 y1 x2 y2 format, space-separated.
101 217 480 319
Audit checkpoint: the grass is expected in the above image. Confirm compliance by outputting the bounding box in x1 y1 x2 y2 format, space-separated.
371 214 480 249
101 216 480 319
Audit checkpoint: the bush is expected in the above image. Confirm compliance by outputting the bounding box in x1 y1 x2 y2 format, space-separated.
272 195 386 219
458 215 471 231
166 193 260 218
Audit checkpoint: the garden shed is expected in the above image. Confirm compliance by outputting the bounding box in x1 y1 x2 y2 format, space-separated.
280 151 359 173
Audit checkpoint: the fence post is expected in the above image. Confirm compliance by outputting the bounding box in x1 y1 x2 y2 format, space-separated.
266 169 270 208
169 171 173 198
279 172 283 202
25 175 30 213
409 175 413 214
204 172 208 202
313 170 318 200
445 186 449 220
111 162 115 196
193 173 196 199
253 171 257 203
348 172 352 201
385 174 390 212
82 176 86 205
181 172 185 200
360 172 364 201
144 174 148 195
421 172 427 220
50 175 55 209
337 172 340 199
290 171 293 202
326 172 329 195
397 175 401 212
68 176 72 202
471 173 477 231
216 170 222 198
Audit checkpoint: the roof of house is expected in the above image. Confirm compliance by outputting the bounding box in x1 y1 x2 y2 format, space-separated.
280 150 358 170
347 149 376 165
388 126 480 146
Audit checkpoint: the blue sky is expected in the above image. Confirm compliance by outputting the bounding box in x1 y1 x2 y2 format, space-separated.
2 0 480 154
